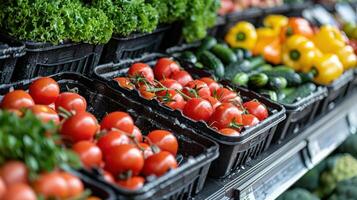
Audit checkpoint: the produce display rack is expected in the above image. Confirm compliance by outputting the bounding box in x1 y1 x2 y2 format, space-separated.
194 93 357 200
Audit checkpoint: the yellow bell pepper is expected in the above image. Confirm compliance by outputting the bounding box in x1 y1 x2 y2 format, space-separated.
263 15 288 33
312 25 346 54
225 21 257 50
335 45 357 70
282 35 317 71
257 27 277 38
312 54 343 85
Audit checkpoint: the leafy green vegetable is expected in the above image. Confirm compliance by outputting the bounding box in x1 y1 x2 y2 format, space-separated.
0 0 113 44
149 0 188 24
328 176 357 200
0 110 81 180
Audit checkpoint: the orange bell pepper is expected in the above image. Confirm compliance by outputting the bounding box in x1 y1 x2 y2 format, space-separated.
253 36 275 56
280 17 314 42
263 38 282 65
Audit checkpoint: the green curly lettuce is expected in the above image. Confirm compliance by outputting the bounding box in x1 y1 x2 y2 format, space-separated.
149 0 188 24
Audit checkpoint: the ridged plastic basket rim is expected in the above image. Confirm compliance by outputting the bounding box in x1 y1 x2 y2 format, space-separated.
0 33 26 59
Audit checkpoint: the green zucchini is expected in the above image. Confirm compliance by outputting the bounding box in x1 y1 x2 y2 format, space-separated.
263 69 302 87
211 44 237 64
298 72 314 83
179 51 197 63
259 89 278 101
232 48 245 61
232 72 249 86
198 36 217 51
268 77 288 90
254 64 273 73
248 56 265 70
198 50 225 78
272 65 295 73
280 83 317 104
248 73 269 88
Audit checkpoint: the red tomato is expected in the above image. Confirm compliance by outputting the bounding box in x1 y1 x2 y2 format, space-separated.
209 103 243 130
183 98 213 122
128 63 154 83
0 90 34 110
97 130 131 155
147 130 178 156
114 77 134 90
3 183 36 200
33 172 69 199
157 90 186 111
142 151 178 177
28 105 60 124
138 84 156 100
29 77 60 105
182 80 211 98
154 58 181 80
130 126 143 142
199 77 220 94
100 111 134 133
219 128 240 136
60 172 84 198
104 144 144 177
242 114 260 127
215 88 242 104
55 92 87 114
159 79 183 90
72 141 103 168
116 176 145 190
138 143 154 159
103 171 115 183
61 112 98 142
0 177 5 199
0 161 28 186
203 96 221 110
243 100 268 121
170 70 193 86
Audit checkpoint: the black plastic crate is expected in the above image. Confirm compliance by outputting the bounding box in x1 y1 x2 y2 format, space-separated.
0 35 25 84
100 26 170 64
346 68 357 95
94 53 286 178
0 73 219 199
262 4 290 15
5 33 103 82
317 69 354 116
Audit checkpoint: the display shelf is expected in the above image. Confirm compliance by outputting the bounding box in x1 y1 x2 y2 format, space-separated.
195 94 357 200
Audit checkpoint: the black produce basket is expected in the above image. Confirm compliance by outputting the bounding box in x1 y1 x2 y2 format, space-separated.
100 26 170 64
262 4 290 15
0 35 25 84
94 54 286 178
0 73 219 200
10 37 103 81
317 69 354 116
346 68 357 95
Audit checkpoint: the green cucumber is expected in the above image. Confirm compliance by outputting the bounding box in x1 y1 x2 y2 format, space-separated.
248 73 269 88
232 72 249 86
198 36 217 51
298 72 314 83
263 70 302 87
198 50 225 78
268 77 288 90
224 60 251 80
272 65 295 73
211 44 237 64
232 48 245 61
248 56 265 70
280 83 317 104
179 51 197 63
254 64 273 73
195 62 204 69
259 89 278 101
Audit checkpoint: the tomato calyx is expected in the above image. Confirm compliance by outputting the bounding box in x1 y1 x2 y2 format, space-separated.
229 119 243 130
142 136 161 154
57 106 75 119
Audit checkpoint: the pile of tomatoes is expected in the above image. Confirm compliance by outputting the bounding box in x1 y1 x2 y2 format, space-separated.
114 57 270 136
0 161 84 200
0 77 179 191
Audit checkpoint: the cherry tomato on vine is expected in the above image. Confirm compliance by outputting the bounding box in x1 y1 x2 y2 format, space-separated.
219 128 240 136
116 176 145 190
154 58 181 80
3 183 36 200
29 77 60 105
159 79 183 90
114 77 134 90
33 172 69 199
138 84 156 100
104 144 144 177
199 77 220 94
243 100 268 121
130 126 143 142
242 114 260 127
182 80 211 98
142 151 178 177
147 130 178 156
138 143 155 159
183 98 213 122
61 112 99 142
0 178 5 199
203 96 221 110
55 92 87 114
170 70 193 86
215 88 242 104
1 90 34 110
0 161 28 186
97 130 130 155
60 172 84 198
157 90 186 111
29 105 60 124
128 63 154 83
72 141 103 168
209 103 243 130
100 111 134 133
